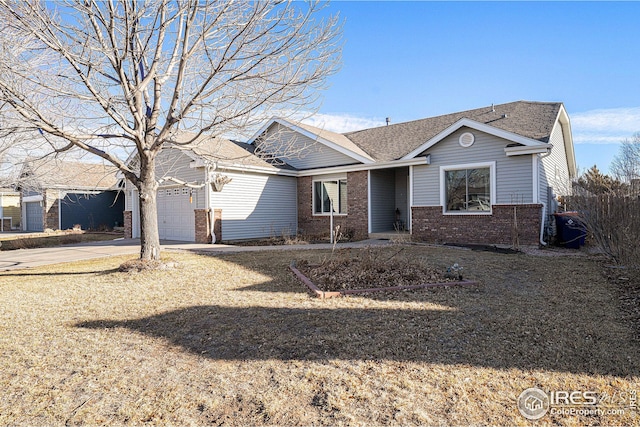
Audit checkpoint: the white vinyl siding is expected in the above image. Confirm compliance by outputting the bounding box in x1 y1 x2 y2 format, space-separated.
539 122 572 205
211 171 297 241
260 123 358 170
413 127 534 206
370 169 396 232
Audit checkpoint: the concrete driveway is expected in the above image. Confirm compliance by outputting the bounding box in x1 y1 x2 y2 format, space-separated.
0 238 391 271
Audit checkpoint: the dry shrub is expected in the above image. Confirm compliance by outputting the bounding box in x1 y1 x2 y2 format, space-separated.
570 193 640 268
297 247 457 292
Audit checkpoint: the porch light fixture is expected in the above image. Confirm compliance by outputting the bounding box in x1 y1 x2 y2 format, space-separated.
211 173 232 192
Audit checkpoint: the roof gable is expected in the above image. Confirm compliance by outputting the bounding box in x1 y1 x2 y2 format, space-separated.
401 118 552 160
249 118 374 164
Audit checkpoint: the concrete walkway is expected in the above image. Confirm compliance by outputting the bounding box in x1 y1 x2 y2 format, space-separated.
0 238 392 271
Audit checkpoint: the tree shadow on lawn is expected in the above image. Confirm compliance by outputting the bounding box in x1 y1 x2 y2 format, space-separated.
77 301 640 378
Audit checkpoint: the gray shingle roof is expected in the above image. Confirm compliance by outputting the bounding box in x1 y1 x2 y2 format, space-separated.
20 159 120 190
174 133 296 171
343 101 563 161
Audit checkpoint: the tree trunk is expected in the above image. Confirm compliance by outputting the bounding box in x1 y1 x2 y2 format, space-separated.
138 156 161 261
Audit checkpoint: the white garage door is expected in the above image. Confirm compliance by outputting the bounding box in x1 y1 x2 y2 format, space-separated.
157 187 195 241
25 201 43 232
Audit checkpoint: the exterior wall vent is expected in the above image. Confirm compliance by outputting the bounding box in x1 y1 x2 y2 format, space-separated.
459 132 475 148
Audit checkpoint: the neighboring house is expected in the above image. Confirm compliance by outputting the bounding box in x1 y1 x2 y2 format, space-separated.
0 188 21 231
18 159 124 231
123 101 575 245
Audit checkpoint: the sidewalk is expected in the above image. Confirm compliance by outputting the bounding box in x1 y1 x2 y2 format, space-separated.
0 238 392 271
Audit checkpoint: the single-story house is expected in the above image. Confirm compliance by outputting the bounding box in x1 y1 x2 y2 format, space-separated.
123 100 575 245
0 188 21 231
18 159 124 231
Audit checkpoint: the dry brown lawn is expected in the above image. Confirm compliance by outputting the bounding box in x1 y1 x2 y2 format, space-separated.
0 244 638 426
0 231 122 250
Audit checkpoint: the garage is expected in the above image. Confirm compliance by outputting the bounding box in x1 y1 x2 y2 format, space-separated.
25 201 44 232
156 187 195 241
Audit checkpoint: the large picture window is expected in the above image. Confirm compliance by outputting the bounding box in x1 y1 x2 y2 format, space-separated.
314 179 347 215
441 163 494 213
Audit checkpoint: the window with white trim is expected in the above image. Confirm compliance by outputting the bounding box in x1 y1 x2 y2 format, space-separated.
313 179 347 215
441 163 494 213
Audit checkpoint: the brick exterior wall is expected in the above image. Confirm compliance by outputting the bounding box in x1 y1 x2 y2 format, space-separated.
297 171 369 240
411 204 543 246
124 210 132 239
194 209 211 243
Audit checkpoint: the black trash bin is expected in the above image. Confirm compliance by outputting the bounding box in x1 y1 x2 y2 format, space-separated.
554 212 586 249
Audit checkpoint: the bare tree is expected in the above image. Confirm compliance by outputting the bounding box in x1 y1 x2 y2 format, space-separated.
611 133 640 184
0 0 342 260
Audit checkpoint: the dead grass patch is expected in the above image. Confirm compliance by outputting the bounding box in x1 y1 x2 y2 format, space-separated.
118 258 179 272
0 245 638 426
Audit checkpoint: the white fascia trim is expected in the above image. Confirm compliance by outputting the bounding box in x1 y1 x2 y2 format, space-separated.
249 118 375 164
216 163 299 177
552 104 577 178
533 155 540 203
247 117 279 143
22 195 44 203
58 190 61 230
297 155 430 177
401 118 546 160
505 144 552 156
408 165 413 233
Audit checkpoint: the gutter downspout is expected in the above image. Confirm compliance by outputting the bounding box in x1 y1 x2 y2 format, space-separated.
538 149 553 246
539 202 548 246
205 164 215 244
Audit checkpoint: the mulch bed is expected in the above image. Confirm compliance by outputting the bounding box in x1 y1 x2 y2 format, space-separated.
292 248 477 298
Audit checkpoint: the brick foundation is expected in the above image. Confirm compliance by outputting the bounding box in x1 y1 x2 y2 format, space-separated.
194 209 223 243
194 209 210 243
124 210 132 239
411 204 543 246
297 171 369 240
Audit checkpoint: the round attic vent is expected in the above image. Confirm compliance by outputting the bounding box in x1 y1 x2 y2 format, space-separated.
459 132 475 147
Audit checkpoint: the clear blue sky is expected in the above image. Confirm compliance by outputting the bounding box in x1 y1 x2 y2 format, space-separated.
308 1 640 175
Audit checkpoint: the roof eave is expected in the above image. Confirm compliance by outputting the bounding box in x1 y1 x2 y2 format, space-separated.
296 155 430 177
504 144 553 156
